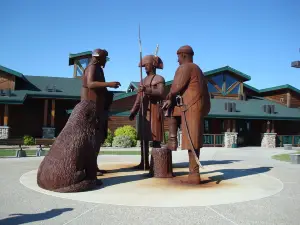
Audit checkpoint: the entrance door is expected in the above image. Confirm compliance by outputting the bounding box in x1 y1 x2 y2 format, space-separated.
236 120 261 146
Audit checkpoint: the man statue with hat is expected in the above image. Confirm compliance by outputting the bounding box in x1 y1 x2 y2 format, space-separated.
37 48 121 192
129 54 166 170
162 45 211 184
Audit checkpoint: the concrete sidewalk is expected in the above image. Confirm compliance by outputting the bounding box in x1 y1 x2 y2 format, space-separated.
0 147 300 225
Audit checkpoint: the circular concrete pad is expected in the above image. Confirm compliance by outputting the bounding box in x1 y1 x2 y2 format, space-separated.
20 162 283 207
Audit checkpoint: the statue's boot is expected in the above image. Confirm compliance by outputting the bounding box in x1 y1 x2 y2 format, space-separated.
167 117 178 151
186 149 201 185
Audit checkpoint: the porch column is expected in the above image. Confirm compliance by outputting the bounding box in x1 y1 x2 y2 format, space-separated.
4 104 8 126
271 120 275 133
261 120 276 148
266 121 271 133
224 120 237 148
232 120 236 132
43 99 48 126
42 99 56 139
51 99 55 127
0 105 10 139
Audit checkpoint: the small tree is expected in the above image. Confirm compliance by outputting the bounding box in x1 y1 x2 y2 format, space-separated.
114 125 137 147
112 135 132 148
102 129 113 147
24 135 35 146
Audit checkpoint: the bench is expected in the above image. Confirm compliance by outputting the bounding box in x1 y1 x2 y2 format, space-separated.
0 138 26 157
35 138 55 156
290 154 300 164
284 144 293 150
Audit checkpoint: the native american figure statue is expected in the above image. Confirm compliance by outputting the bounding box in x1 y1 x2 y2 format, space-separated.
129 55 166 170
37 49 121 192
163 45 211 184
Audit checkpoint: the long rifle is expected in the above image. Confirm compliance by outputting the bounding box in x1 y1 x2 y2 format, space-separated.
138 25 146 171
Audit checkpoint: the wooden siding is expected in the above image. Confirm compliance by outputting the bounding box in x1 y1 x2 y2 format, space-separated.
108 116 137 133
263 91 287 106
211 93 239 99
0 72 15 90
110 95 137 112
290 92 300 108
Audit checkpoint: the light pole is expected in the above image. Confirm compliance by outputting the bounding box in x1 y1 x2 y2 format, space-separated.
291 48 300 68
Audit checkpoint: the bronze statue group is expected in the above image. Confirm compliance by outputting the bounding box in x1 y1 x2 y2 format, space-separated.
36 45 211 193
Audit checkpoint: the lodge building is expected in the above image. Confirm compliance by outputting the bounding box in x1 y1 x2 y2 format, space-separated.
0 51 299 148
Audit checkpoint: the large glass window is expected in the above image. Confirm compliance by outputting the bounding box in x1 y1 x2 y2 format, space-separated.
204 119 210 133
211 74 224 88
208 82 218 92
225 74 238 90
229 84 240 94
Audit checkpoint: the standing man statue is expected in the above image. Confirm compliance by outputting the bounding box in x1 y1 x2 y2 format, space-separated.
129 55 165 170
162 45 211 184
37 48 121 192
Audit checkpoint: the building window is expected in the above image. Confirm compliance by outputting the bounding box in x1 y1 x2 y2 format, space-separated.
204 119 210 133
208 82 218 92
211 74 224 89
229 85 240 94
225 74 238 90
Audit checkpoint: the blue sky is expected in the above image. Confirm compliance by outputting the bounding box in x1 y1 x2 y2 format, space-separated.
1 0 299 92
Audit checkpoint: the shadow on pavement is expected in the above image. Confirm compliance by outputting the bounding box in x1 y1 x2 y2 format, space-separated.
173 160 241 168
0 208 73 225
96 165 272 188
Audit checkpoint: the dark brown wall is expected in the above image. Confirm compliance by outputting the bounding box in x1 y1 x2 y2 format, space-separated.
290 92 300 108
9 99 44 138
55 99 80 136
108 116 137 133
110 95 137 112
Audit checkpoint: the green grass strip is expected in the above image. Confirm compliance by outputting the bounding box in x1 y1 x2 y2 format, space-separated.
272 151 300 162
0 149 143 157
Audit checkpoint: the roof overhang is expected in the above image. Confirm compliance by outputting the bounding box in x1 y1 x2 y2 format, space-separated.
69 51 92 66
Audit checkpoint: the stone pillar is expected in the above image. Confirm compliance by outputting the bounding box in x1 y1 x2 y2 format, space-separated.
0 126 10 139
42 127 55 139
224 132 238 148
261 133 277 148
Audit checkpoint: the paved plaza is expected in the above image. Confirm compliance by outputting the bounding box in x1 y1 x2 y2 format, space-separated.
0 147 300 225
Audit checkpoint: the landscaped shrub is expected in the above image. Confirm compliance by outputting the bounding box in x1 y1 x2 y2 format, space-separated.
112 135 132 148
24 135 35 145
114 125 137 147
102 129 113 147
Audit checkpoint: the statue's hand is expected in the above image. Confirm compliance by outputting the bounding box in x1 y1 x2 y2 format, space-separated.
162 100 172 110
108 82 121 89
138 85 146 93
129 113 135 121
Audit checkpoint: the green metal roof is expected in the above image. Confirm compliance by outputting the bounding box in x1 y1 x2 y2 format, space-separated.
243 83 260 93
0 75 123 104
259 84 300 95
0 65 24 79
69 51 92 65
0 90 27 104
204 66 251 81
207 97 300 120
67 97 300 120
115 97 300 120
